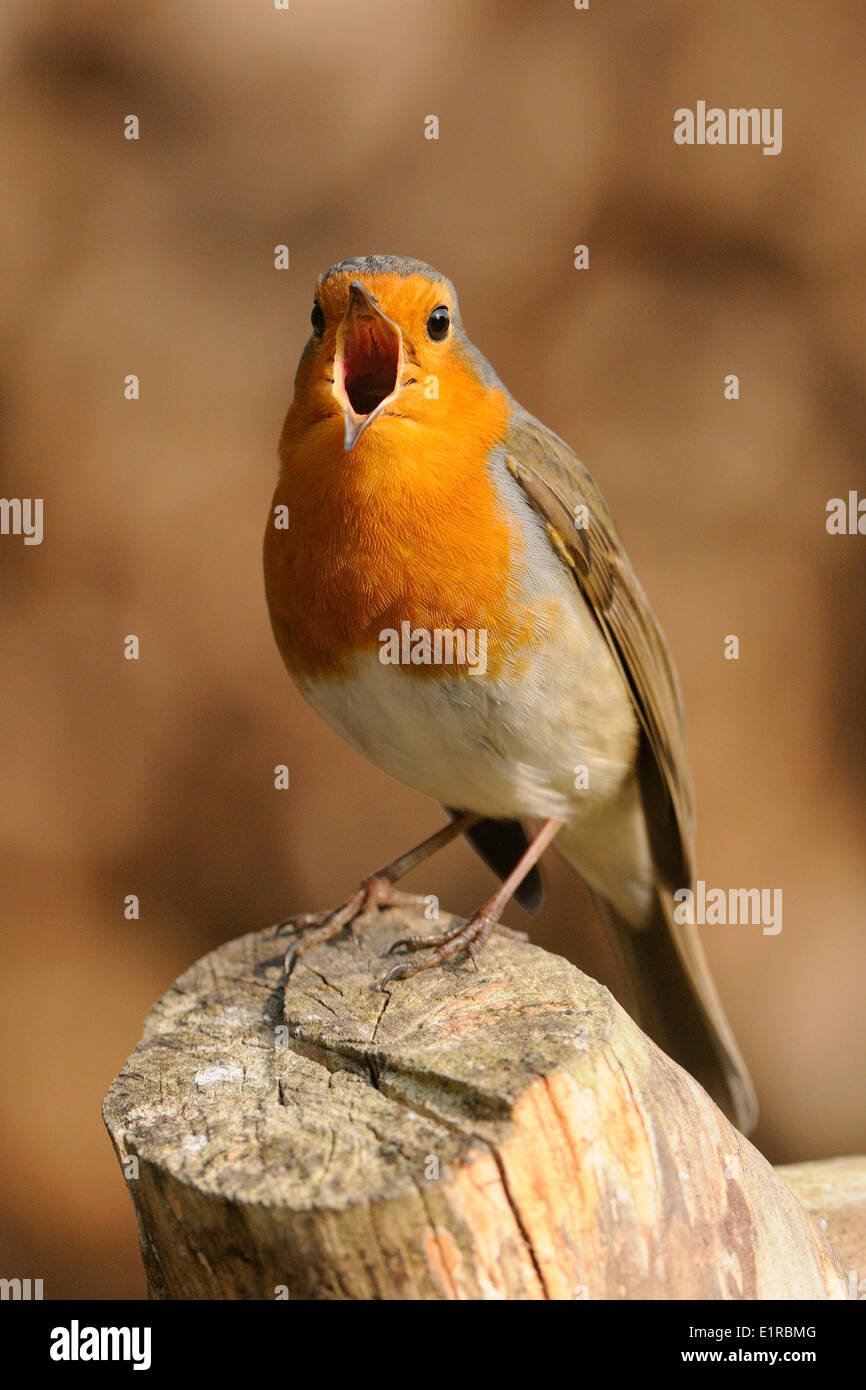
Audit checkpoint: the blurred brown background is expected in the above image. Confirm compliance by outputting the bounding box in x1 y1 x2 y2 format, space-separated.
1 0 864 1298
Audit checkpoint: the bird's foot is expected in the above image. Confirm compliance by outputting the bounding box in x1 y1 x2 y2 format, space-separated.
381 912 528 985
273 876 429 978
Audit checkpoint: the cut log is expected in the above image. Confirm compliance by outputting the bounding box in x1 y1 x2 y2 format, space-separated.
778 1156 866 1298
103 909 856 1299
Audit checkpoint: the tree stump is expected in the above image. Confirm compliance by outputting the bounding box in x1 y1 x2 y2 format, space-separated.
103 909 860 1299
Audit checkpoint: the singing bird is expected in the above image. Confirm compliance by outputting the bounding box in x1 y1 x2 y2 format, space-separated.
264 254 757 1134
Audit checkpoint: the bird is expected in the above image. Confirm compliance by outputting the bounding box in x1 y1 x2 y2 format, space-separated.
263 253 757 1134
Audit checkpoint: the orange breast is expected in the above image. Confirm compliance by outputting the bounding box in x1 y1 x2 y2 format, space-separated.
264 376 535 680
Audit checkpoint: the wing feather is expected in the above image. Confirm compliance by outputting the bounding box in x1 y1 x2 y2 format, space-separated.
504 409 694 890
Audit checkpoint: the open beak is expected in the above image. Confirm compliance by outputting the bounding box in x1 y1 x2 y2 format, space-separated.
333 281 404 451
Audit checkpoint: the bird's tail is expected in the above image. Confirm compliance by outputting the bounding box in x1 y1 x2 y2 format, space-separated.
593 887 758 1135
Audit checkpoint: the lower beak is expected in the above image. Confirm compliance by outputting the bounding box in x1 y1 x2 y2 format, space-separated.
333 281 404 451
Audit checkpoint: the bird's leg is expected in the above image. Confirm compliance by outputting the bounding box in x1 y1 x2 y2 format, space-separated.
275 812 479 976
383 818 563 983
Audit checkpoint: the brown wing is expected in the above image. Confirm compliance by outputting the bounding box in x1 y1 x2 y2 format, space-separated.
500 408 756 1128
504 408 695 893
503 410 758 1133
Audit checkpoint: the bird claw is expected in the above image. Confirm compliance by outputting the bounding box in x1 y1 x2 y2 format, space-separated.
378 910 503 984
280 886 523 985
270 908 329 940
492 924 529 943
277 876 427 977
379 961 410 988
385 936 420 956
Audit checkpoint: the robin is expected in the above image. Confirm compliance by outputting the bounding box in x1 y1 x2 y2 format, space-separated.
264 254 757 1134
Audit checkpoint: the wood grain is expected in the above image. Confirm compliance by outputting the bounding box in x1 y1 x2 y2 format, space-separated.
103 910 857 1300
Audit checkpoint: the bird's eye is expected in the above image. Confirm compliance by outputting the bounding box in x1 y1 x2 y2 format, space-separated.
426 305 450 341
311 301 325 337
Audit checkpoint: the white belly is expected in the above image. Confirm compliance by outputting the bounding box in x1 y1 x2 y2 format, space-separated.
296 580 630 812
293 573 655 923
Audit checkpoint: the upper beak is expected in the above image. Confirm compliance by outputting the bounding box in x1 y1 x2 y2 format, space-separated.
333 281 404 451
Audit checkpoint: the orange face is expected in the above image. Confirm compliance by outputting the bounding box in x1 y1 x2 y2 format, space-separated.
266 258 539 681
289 264 482 457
